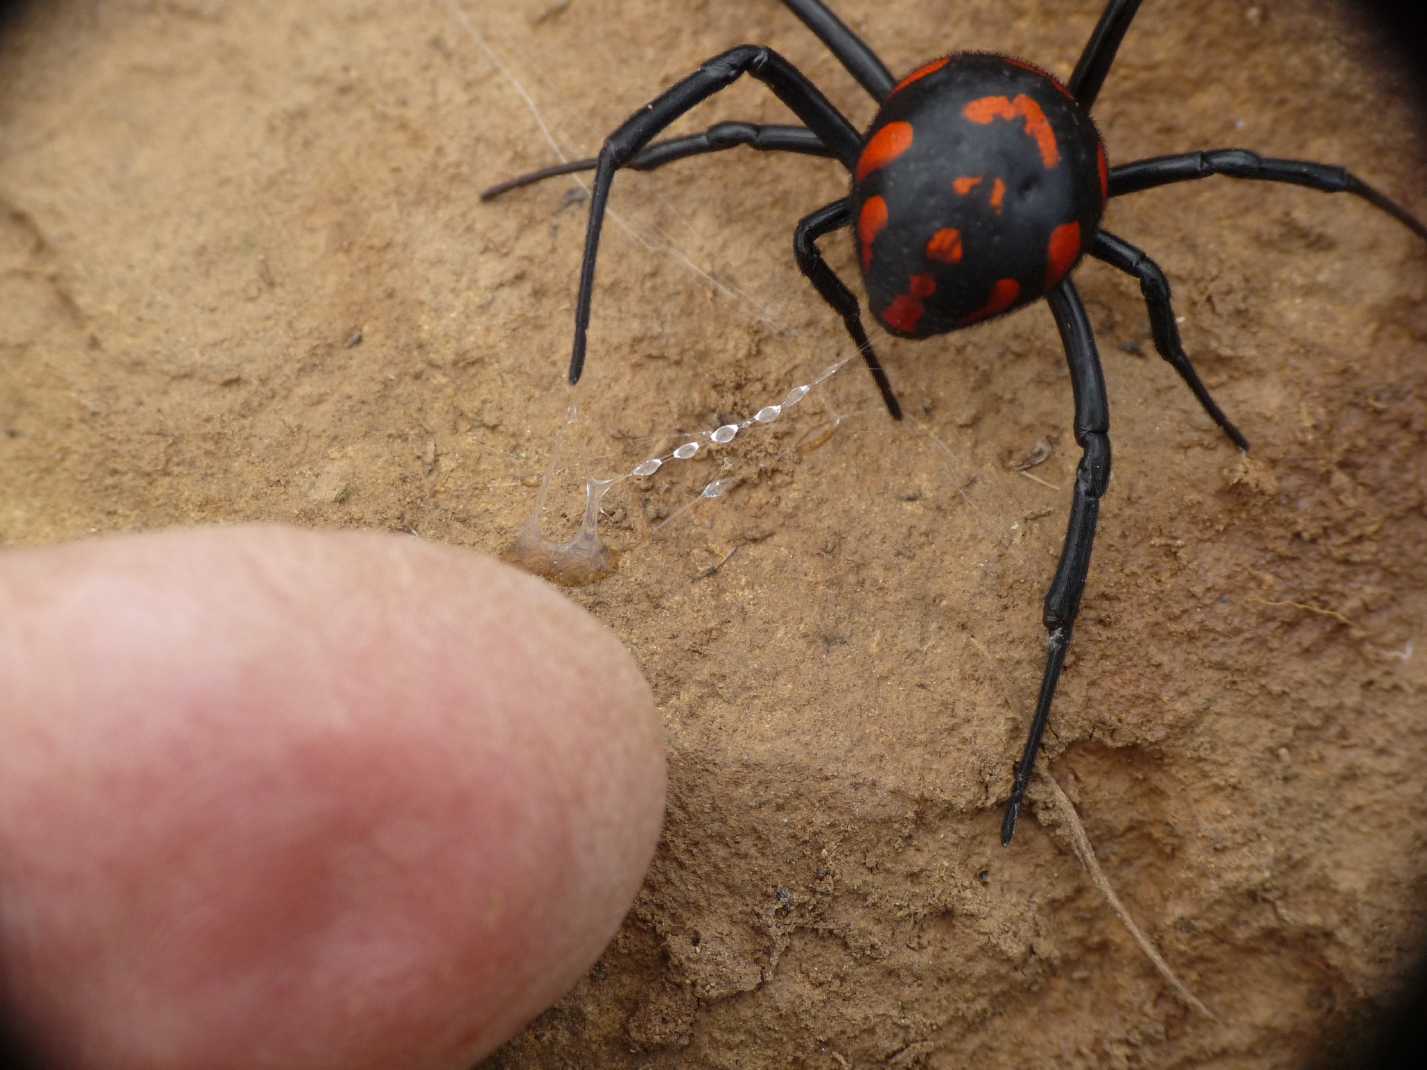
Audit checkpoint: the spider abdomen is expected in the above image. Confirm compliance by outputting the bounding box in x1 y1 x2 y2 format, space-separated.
852 52 1108 338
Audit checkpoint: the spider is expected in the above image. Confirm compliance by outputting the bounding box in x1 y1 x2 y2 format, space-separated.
482 0 1427 845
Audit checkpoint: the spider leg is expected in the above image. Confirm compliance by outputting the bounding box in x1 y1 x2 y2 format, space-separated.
1069 0 1143 110
1109 150 1427 243
794 199 902 420
782 0 895 102
1002 278 1112 846
480 123 831 201
1091 229 1248 450
569 45 863 385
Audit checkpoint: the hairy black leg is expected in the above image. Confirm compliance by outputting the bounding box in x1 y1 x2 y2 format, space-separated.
1069 0 1143 109
1109 150 1427 243
1091 229 1248 450
569 45 862 384
480 123 831 201
782 0 894 102
1002 279 1112 846
794 200 902 420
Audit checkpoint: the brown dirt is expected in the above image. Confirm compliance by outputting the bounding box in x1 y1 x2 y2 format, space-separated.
3 1 1426 1067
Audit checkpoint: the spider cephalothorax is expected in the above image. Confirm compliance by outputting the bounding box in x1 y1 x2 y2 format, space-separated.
853 53 1107 337
482 0 1427 844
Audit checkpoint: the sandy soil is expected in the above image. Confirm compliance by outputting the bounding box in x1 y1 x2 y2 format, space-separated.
3 1 1426 1067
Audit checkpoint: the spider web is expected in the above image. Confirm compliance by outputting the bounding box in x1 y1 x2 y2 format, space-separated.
440 0 933 579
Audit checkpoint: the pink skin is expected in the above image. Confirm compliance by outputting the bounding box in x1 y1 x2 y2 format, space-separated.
0 526 666 1069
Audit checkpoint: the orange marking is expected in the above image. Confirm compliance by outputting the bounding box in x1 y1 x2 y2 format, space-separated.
1096 142 1109 201
858 196 888 272
891 56 949 96
883 294 925 334
1046 221 1081 287
963 94 1061 168
954 174 1003 214
925 228 964 264
856 121 914 182
884 274 939 334
960 278 1021 325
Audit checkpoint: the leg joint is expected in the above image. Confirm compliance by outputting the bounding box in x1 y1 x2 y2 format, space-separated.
793 227 814 267
702 45 766 79
1077 432 1112 498
1134 256 1169 301
706 121 756 149
1203 148 1263 178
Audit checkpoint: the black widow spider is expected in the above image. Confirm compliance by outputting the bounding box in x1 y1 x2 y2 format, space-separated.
482 0 1427 845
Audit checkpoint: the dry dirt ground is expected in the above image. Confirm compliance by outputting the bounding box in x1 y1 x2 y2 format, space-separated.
3 1 1426 1067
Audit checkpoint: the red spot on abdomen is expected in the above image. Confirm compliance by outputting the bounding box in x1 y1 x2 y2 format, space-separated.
858 196 889 272
954 173 1004 212
857 122 914 182
1046 222 1081 288
883 275 938 335
891 57 949 96
926 228 964 264
960 278 1021 325
963 94 1060 168
883 294 925 334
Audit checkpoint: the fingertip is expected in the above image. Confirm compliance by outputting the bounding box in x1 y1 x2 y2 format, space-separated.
0 525 665 1070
